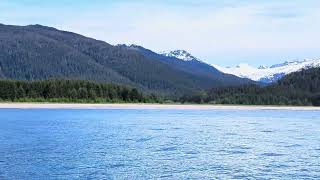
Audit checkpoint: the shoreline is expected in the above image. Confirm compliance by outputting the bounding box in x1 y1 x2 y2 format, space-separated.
0 103 319 111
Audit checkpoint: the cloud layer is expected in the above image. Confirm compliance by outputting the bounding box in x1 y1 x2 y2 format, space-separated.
1 0 319 66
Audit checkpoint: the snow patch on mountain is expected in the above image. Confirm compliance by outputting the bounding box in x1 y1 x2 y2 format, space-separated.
118 44 319 84
212 59 320 83
160 50 199 61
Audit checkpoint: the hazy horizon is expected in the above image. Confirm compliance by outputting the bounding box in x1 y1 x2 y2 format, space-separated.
1 0 319 66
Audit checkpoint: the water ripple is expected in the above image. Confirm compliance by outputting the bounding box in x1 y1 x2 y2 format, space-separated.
284 144 302 148
135 136 154 142
0 109 319 179
261 153 286 157
260 130 275 133
184 150 200 155
108 163 126 168
156 146 178 152
219 149 247 155
149 128 166 131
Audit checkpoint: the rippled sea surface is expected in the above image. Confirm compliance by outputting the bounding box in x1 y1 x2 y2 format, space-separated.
0 109 320 179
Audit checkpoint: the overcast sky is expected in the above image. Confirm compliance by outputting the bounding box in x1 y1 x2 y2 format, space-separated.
1 0 320 66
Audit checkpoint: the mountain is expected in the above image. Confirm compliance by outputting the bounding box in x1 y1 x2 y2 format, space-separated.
180 67 320 106
0 24 251 95
160 50 199 61
213 59 320 83
119 45 253 86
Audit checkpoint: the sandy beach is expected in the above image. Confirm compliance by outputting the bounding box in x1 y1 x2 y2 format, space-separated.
0 103 319 111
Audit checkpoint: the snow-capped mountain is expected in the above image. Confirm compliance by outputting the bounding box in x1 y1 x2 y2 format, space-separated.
123 45 319 84
160 50 199 61
213 59 320 83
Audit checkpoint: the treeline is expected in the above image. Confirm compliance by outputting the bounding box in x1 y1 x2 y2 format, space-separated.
1 68 319 106
179 68 320 106
0 80 160 103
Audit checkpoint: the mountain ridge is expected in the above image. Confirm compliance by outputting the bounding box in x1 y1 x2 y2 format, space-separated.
158 48 320 84
0 23 252 95
212 59 320 83
118 45 253 86
160 50 200 61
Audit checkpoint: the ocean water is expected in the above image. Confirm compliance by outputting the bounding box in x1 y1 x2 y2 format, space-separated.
0 109 319 179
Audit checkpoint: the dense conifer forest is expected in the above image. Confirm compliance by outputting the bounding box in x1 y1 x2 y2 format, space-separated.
0 24 251 95
0 80 160 103
179 68 320 106
1 68 320 105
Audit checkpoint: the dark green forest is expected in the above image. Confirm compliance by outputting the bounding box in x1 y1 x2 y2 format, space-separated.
0 24 251 95
1 67 320 105
1 68 319 105
0 80 160 103
179 68 320 106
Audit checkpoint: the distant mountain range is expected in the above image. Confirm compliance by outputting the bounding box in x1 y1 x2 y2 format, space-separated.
1 23 318 96
157 49 320 84
0 24 252 95
212 59 320 83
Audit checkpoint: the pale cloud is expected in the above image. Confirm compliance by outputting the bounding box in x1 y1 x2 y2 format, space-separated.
1 0 319 66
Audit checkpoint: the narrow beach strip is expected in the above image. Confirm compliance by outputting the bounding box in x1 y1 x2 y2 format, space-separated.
0 103 319 111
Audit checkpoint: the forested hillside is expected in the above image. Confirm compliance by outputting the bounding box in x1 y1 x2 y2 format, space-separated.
0 80 160 103
0 24 251 95
180 68 320 106
121 45 250 86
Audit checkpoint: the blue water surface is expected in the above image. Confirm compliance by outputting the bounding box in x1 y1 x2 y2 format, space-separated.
0 109 319 179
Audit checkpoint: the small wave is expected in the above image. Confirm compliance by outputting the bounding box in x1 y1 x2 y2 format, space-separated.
136 136 154 142
150 128 165 131
248 122 260 125
227 150 247 155
219 149 247 155
233 146 252 150
185 150 200 155
168 136 178 139
299 168 310 172
260 130 274 133
284 144 302 148
233 175 251 179
201 124 216 127
109 163 126 168
159 174 173 178
157 146 178 152
261 153 285 157
265 164 290 169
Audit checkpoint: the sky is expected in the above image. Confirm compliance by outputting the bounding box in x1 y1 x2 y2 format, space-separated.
1 0 320 67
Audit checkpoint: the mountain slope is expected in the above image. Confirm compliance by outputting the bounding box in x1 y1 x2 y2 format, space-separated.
0 24 251 95
120 45 253 86
213 59 320 83
0 24 134 84
180 67 320 106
